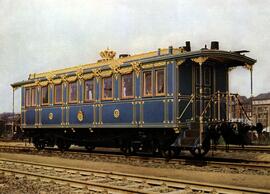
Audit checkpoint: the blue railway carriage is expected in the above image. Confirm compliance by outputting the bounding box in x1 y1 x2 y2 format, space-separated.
11 41 257 157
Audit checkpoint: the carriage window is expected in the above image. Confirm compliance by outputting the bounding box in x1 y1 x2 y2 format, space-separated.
102 77 113 100
25 88 31 107
143 71 152 96
122 73 133 98
69 82 78 103
156 69 165 95
55 84 62 104
41 86 49 105
31 88 36 106
85 79 94 101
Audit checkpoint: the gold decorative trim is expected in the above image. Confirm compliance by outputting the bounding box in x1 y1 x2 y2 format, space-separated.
76 68 84 79
176 59 185 66
82 73 94 80
119 66 133 75
244 63 252 70
27 48 185 80
48 112 53 120
92 68 102 77
61 75 68 82
100 70 113 78
142 63 153 69
52 78 62 85
131 62 141 77
66 75 77 82
39 81 49 87
46 73 55 84
191 57 208 65
114 109 120 118
153 61 166 67
142 61 166 69
77 110 84 122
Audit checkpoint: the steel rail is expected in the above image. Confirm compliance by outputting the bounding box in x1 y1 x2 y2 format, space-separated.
0 158 269 194
0 144 269 172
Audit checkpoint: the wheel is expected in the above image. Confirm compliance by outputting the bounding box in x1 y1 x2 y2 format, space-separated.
57 139 71 152
33 137 45 150
34 141 45 150
85 145 95 152
189 141 210 157
120 145 134 156
161 147 180 158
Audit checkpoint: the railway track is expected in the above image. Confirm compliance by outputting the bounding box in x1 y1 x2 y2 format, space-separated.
0 158 269 194
213 145 270 153
0 144 269 176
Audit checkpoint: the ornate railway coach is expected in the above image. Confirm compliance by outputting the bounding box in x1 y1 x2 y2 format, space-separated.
11 41 258 157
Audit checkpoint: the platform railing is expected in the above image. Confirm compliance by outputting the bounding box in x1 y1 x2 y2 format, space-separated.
200 91 252 123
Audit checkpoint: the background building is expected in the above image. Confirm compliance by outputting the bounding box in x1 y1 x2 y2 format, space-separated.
252 92 270 132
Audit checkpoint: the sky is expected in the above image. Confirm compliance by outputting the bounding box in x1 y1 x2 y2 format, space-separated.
0 0 270 112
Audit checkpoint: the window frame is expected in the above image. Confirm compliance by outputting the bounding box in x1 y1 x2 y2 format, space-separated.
84 79 95 102
25 88 31 107
121 72 134 99
41 86 49 105
31 87 36 106
68 81 78 104
102 76 113 101
54 84 63 105
143 70 153 97
155 69 165 96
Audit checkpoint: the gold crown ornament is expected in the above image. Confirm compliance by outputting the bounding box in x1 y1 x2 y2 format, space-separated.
99 48 116 61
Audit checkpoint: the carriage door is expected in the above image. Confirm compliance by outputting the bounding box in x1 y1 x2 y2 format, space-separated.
195 65 213 120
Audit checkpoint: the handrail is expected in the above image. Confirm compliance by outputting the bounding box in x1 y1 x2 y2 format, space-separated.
178 95 195 120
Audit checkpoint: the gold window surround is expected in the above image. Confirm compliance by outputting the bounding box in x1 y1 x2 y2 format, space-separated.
68 81 79 104
84 79 95 102
31 88 37 106
54 84 63 105
143 71 153 97
41 86 49 106
102 76 113 101
25 88 31 107
121 72 134 99
155 69 166 96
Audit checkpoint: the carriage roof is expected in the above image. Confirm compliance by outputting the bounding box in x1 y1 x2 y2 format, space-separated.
11 46 256 88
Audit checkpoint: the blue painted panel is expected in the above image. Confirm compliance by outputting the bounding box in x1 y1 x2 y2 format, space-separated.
41 107 62 125
136 77 140 97
114 78 118 99
25 108 35 125
143 101 164 123
136 103 140 123
62 107 65 124
21 88 25 107
167 63 173 94
168 101 173 122
102 103 133 124
69 105 94 125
